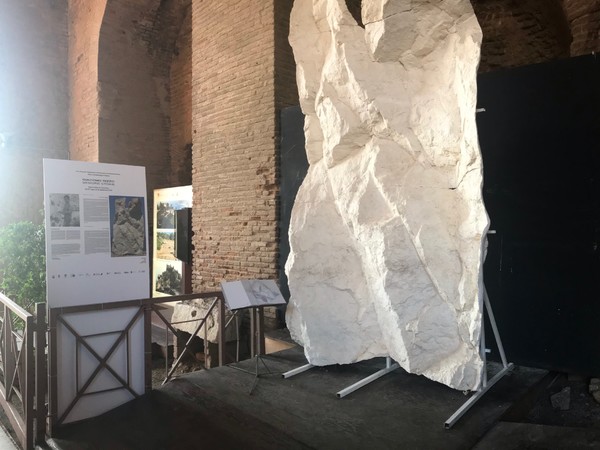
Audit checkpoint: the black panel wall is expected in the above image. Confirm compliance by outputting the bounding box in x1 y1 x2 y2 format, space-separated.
479 54 600 374
279 106 309 301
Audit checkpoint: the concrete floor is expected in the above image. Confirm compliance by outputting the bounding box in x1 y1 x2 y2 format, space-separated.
44 346 558 450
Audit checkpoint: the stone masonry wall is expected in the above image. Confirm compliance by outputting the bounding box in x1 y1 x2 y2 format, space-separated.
0 0 69 226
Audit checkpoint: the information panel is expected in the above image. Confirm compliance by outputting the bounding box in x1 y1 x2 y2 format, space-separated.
43 159 149 307
152 185 192 297
43 159 148 424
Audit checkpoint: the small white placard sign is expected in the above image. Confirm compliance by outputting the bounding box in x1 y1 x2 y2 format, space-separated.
221 280 286 311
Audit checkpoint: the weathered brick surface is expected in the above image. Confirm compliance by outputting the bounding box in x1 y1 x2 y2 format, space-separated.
69 0 106 161
563 0 600 56
473 0 600 72
473 0 571 73
0 0 68 226
98 0 171 200
69 0 190 217
170 7 193 186
275 0 300 111
190 0 297 324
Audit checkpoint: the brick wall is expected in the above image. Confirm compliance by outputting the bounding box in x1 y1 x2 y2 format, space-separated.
275 1 300 111
563 0 600 55
170 7 193 186
68 0 190 215
191 0 276 290
473 0 571 73
69 0 107 161
190 0 297 325
0 0 68 226
98 0 171 200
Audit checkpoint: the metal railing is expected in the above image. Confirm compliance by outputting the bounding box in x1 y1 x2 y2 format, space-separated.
47 292 225 434
0 293 46 450
0 291 225 448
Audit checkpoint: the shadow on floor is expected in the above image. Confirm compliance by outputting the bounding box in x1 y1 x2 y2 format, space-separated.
474 372 600 449
44 346 556 450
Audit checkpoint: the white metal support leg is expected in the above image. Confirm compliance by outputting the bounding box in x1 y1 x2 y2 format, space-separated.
336 357 399 398
282 363 314 379
444 287 513 429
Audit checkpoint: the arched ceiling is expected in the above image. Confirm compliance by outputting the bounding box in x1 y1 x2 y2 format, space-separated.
344 0 600 72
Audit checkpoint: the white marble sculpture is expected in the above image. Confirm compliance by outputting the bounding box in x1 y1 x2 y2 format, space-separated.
285 0 488 391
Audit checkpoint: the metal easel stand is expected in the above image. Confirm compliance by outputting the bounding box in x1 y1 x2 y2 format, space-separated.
227 306 280 395
444 287 514 429
337 356 400 398
229 353 275 395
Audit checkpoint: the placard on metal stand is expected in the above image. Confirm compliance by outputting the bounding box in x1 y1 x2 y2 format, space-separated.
221 280 287 394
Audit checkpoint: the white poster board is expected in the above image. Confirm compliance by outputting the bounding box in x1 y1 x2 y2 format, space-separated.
43 159 149 424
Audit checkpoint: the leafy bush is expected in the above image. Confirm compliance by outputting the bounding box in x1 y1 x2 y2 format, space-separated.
0 221 46 311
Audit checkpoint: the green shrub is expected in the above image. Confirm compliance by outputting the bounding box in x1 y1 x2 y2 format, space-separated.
0 221 46 311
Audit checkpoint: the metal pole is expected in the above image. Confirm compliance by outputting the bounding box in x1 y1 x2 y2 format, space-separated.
250 309 256 358
218 296 225 367
443 285 514 429
25 314 34 450
235 314 240 363
46 308 58 437
480 313 487 388
34 303 47 446
143 305 152 393
336 359 399 398
444 362 514 429
282 363 314 379
484 288 508 368
257 307 265 356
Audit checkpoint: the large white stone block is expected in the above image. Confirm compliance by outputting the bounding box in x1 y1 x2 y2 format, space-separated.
286 0 488 390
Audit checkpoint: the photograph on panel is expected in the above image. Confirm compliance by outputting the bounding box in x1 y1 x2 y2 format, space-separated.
109 195 146 257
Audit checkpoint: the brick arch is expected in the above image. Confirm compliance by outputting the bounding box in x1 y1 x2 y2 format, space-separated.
562 0 600 55
98 0 191 196
69 0 107 162
472 0 572 72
